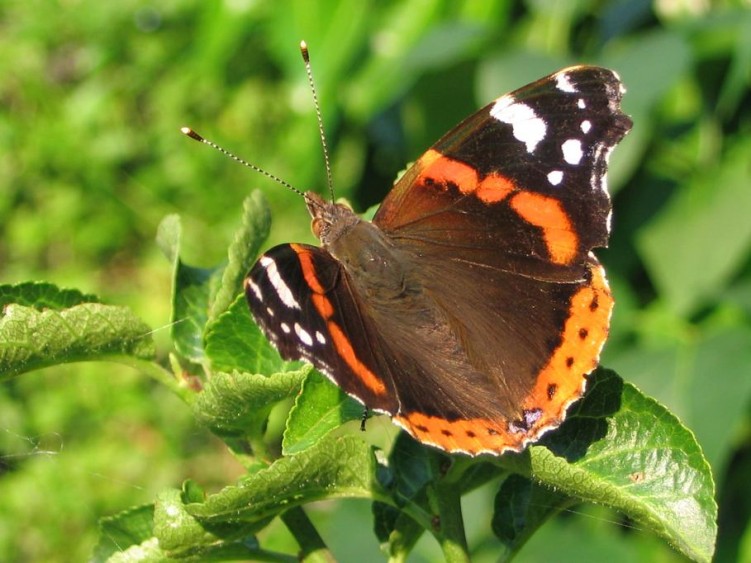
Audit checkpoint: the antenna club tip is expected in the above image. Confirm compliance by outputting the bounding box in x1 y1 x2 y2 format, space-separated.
300 40 309 62
181 127 204 142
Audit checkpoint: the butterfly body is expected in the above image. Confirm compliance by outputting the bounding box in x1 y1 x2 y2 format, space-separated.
245 66 632 455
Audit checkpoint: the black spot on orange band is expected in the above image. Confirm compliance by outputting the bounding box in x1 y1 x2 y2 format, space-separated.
415 153 581 265
417 150 517 204
520 261 612 437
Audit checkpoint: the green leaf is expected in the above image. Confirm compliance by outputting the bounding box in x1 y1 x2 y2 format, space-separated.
186 435 388 524
158 193 271 368
637 138 751 315
105 541 165 563
155 488 226 551
371 434 440 557
377 434 503 559
0 302 155 380
209 191 271 320
491 475 571 557
154 489 265 560
609 323 751 476
157 214 218 364
282 370 363 455
193 369 308 438
512 369 717 563
203 294 293 375
373 501 424 560
97 482 273 560
0 281 99 309
388 432 446 503
92 504 155 562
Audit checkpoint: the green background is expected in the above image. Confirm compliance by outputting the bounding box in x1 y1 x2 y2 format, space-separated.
1 0 749 560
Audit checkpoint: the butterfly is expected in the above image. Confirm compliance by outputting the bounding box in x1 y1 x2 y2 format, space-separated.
243 65 631 456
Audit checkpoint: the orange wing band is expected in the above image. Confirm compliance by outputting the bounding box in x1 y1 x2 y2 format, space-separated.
291 243 387 397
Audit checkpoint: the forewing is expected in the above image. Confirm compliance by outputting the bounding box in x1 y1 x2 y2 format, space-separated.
245 243 398 414
374 66 632 281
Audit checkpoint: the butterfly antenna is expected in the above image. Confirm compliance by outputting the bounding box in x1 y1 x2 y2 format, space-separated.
180 127 306 197
300 41 335 202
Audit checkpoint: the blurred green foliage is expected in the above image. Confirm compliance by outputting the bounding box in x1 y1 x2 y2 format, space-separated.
1 0 750 561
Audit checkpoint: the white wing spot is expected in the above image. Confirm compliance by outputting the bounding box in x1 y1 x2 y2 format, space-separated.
555 72 577 93
547 170 564 186
315 331 326 344
577 98 586 109
562 139 583 165
260 256 301 310
246 279 263 302
266 307 275 317
580 120 592 134
490 97 547 153
589 143 615 196
294 323 313 346
280 322 291 334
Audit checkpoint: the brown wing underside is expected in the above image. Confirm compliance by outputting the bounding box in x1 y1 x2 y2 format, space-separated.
361 246 612 454
358 66 628 453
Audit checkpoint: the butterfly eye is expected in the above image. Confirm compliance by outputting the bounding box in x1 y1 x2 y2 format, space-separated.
311 217 326 239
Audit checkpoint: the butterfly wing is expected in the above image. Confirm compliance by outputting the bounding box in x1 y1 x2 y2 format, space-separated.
246 66 631 455
246 243 399 415
375 66 631 279
362 66 630 452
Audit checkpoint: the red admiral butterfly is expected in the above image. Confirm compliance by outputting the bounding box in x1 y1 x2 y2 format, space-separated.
193 58 631 456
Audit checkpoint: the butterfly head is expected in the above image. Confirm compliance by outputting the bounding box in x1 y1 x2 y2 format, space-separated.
304 191 360 248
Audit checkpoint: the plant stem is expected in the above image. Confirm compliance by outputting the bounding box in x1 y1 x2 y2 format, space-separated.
281 506 335 563
431 482 470 563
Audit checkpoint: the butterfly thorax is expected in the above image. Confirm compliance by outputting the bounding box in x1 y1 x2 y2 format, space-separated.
305 191 410 300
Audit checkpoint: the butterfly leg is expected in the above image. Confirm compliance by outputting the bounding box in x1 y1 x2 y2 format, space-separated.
360 408 370 431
